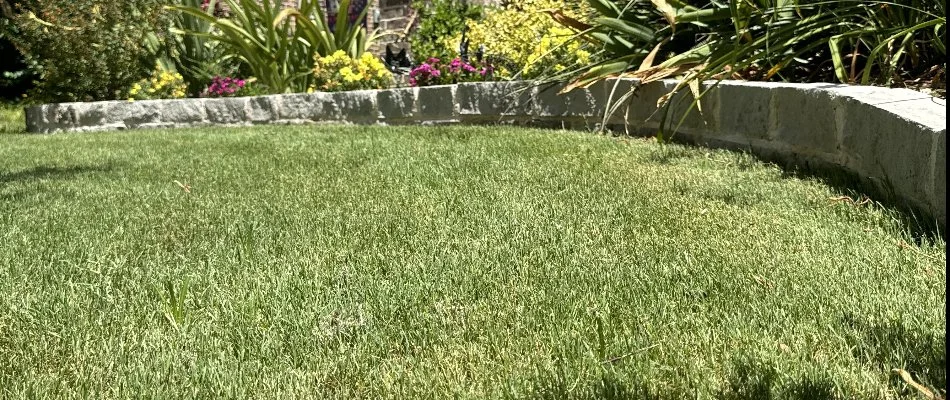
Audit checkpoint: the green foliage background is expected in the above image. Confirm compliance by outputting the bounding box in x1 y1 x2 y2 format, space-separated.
6 0 167 102
409 0 482 60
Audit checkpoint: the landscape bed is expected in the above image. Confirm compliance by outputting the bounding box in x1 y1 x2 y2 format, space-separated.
0 124 944 398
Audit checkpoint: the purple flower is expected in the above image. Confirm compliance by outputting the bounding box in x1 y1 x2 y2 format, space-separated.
204 76 248 97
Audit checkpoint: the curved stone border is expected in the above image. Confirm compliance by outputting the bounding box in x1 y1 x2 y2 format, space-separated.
25 79 947 227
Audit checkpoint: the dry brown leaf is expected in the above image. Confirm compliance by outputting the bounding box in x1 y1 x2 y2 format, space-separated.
892 369 939 399
638 39 668 71
544 9 592 32
651 0 677 30
174 180 192 193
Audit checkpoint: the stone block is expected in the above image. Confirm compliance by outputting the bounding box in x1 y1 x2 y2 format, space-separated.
623 80 715 135
205 97 248 124
593 78 640 125
457 81 534 118
115 101 162 129
157 99 207 124
246 95 279 123
76 102 112 127
714 81 776 140
623 81 670 124
277 93 326 121
332 90 377 123
24 105 47 133
933 131 946 226
836 93 935 211
769 85 838 155
44 104 79 131
417 85 457 120
534 83 596 118
377 88 416 121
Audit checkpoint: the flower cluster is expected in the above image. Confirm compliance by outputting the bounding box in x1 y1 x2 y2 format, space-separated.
313 51 393 92
128 64 187 101
202 76 248 97
455 0 595 79
408 57 494 87
523 26 592 78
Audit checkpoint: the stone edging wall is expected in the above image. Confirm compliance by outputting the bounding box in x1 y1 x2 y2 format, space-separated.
25 79 947 227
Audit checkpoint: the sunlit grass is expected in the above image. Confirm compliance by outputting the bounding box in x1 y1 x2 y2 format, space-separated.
0 104 25 134
0 125 944 399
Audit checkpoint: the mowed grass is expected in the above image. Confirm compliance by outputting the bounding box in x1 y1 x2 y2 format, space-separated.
0 104 25 134
0 124 944 399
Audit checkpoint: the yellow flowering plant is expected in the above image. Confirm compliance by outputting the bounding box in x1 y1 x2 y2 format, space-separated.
454 0 595 80
312 51 393 92
128 63 189 101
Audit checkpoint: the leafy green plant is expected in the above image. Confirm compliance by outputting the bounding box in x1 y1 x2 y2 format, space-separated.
156 277 191 330
409 0 483 61
167 0 378 94
5 0 168 102
551 0 946 138
457 0 594 79
166 0 239 95
313 50 393 92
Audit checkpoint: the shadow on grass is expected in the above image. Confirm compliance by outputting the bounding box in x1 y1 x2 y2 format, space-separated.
716 356 836 400
521 372 659 400
841 312 946 395
638 136 944 239
0 164 119 201
521 363 842 400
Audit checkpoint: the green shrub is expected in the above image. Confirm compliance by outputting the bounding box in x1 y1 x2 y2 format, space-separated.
167 0 377 94
457 0 594 79
166 0 240 96
6 0 167 102
409 0 482 61
557 0 946 90
553 0 946 138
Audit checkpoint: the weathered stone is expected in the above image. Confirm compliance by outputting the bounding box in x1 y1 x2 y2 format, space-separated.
277 93 325 121
592 78 640 125
45 104 79 130
457 81 534 118
377 88 416 122
205 97 248 124
24 105 47 133
157 99 207 124
535 83 594 118
417 85 457 120
115 101 162 128
333 90 377 123
933 130 946 225
769 85 838 155
247 96 279 123
835 93 935 212
76 103 112 127
714 81 777 140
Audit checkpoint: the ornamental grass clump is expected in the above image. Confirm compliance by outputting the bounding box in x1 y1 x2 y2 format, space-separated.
408 57 494 87
127 64 188 100
312 51 393 92
167 0 377 94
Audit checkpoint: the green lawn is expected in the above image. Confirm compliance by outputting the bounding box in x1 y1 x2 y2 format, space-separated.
0 124 944 399
0 104 25 134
